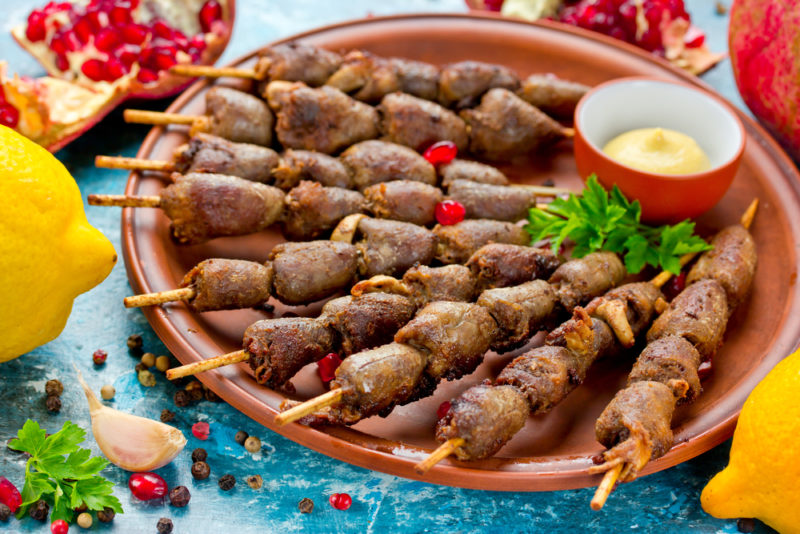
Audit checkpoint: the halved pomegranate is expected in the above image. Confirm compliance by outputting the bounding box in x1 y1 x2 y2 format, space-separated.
7 0 234 151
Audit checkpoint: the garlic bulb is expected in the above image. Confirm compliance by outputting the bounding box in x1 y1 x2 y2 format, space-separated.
76 369 186 471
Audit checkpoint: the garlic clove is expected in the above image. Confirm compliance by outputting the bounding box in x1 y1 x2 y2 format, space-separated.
76 368 187 472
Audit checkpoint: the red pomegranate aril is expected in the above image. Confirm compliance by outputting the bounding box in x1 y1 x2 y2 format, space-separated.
49 36 68 57
26 11 47 42
436 401 451 419
128 472 168 501
0 86 5 103
199 0 223 33
0 104 20 129
55 53 70 71
121 23 148 45
104 57 126 81
172 30 189 51
81 58 106 81
317 353 342 383
329 493 352 511
683 25 705 48
153 49 178 70
698 359 713 381
435 200 466 226
151 19 173 39
191 421 210 440
73 18 93 44
137 67 159 84
117 47 138 69
86 10 109 31
95 27 121 52
0 477 22 513
109 6 131 26
483 0 504 11
423 140 458 166
50 519 69 534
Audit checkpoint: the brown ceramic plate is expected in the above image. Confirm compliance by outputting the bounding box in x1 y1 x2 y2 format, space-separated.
121 14 800 491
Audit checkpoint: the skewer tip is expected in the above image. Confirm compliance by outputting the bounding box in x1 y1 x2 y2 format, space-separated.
273 388 345 426
165 350 249 380
590 463 623 511
740 198 759 230
413 437 465 475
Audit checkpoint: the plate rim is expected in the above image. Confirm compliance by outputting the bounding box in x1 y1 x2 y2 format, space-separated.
120 12 800 492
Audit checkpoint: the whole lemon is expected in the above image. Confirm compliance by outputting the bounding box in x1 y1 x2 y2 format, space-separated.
701 348 800 533
0 125 116 362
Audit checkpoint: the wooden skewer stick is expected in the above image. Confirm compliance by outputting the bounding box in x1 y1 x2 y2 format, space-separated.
513 184 574 197
124 287 195 309
170 64 262 80
592 197 761 509
88 194 161 208
96 155 176 172
166 350 249 380
124 109 200 126
590 463 623 511
414 438 466 475
273 388 345 426
563 127 575 138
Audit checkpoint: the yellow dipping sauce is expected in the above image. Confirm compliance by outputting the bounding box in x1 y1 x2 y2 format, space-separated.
602 127 711 174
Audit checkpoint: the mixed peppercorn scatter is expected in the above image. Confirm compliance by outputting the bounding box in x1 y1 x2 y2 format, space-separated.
138 369 156 387
234 430 248 445
160 409 176 423
191 421 210 440
92 349 108 365
100 384 115 400
191 461 210 480
298 498 314 514
155 355 171 372
45 395 62 413
157 517 174 534
169 486 191 507
244 436 261 453
141 352 156 368
191 448 207 462
218 474 236 491
50 519 68 534
0 503 10 521
128 472 168 501
127 333 143 351
329 493 352 511
246 475 263 489
29 499 49 521
96 507 115 523
76 512 92 528
44 379 63 397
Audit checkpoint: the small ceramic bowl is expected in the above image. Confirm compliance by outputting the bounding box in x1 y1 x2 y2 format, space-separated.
573 77 746 222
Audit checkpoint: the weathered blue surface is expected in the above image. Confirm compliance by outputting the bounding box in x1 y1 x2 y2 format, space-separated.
0 1 777 532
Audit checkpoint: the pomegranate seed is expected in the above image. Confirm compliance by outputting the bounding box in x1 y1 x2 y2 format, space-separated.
73 18 93 44
62 31 81 52
199 0 223 33
436 401 451 419
0 104 20 128
109 6 131 26
26 11 47 42
120 23 147 45
698 359 713 381
50 519 69 534
81 58 106 81
151 19 173 39
423 140 458 166
49 36 68 56
151 49 177 70
683 25 705 48
117 46 139 69
86 10 108 31
435 200 466 226
104 57 126 80
483 0 504 11
329 493 352 510
664 271 686 301
43 1 69 14
55 54 70 71
128 472 168 500
0 86 5 103
0 477 22 512
172 30 189 51
317 353 342 383
92 349 108 365
95 27 120 52
136 68 159 83
191 421 210 440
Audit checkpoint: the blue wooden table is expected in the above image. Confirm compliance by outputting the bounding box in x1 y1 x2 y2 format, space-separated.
0 1 776 532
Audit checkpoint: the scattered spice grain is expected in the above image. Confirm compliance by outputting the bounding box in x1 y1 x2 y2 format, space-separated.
160 409 175 423
92 349 108 365
45 395 62 413
138 369 156 387
169 486 191 507
298 498 314 514
141 352 156 368
191 448 207 462
246 475 262 489
127 333 143 351
0 503 10 521
234 430 248 445
76 512 92 528
100 384 115 400
218 474 236 491
29 499 49 521
97 507 115 523
191 461 210 480
44 379 63 397
157 517 174 534
173 390 190 407
155 355 171 372
244 436 261 453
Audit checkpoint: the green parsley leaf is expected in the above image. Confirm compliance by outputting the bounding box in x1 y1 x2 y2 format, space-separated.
525 175 713 274
11 419 123 521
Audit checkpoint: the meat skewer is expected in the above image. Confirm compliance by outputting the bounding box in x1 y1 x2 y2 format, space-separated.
165 245 562 386
589 200 758 510
273 251 626 427
169 42 589 115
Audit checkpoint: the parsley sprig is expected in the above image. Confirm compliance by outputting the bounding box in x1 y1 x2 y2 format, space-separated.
8 420 123 523
526 175 712 274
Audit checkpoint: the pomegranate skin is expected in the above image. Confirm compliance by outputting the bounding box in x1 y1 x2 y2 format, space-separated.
729 0 800 163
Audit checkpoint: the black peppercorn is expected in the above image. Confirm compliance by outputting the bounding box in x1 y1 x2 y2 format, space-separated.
127 333 143 352
45 395 62 413
160 409 175 423
73 502 88 514
169 485 191 507
0 503 10 521
156 517 174 534
204 387 221 402
191 448 207 463
29 499 49 521
737 518 755 533
97 507 116 523
185 381 204 401
134 362 148 373
191 461 210 480
234 430 248 445
218 474 236 491
298 497 314 514
45 379 63 397
173 390 190 407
